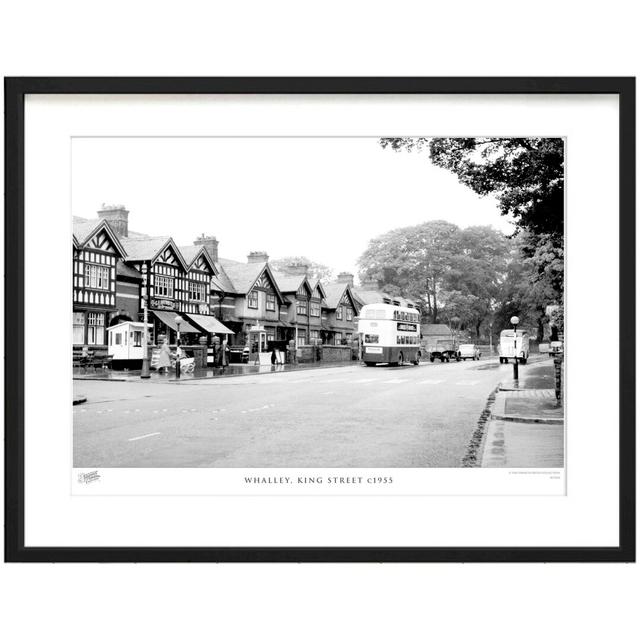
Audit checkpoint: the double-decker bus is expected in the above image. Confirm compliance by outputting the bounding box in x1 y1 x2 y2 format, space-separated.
357 303 422 366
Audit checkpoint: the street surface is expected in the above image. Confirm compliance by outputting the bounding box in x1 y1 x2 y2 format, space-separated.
74 359 510 468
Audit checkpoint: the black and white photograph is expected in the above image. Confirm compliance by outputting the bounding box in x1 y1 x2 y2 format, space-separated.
72 135 565 472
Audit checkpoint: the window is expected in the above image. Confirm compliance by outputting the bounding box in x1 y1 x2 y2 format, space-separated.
84 264 110 290
334 332 342 345
73 312 85 344
86 312 105 345
189 281 206 302
115 333 122 345
336 306 343 320
156 275 174 298
310 330 319 342
266 294 276 311
346 307 353 321
248 290 259 309
297 329 307 347
346 333 352 342
133 331 142 347
266 329 275 342
310 302 320 317
296 301 307 315
364 334 379 344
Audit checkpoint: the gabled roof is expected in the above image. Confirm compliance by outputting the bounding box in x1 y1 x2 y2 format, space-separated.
309 279 328 300
120 236 189 271
323 282 357 310
217 260 285 302
178 244 217 274
211 264 236 295
273 272 312 296
73 215 149 239
72 218 127 257
116 261 143 281
421 324 453 337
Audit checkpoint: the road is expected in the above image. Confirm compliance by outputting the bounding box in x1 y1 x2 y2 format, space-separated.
74 358 510 468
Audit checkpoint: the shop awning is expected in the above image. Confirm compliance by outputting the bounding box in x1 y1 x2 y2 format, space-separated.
151 310 201 334
186 313 235 335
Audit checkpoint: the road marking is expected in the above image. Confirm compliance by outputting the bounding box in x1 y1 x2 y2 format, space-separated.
455 380 480 386
128 432 161 442
418 379 445 385
383 379 403 384
320 391 335 395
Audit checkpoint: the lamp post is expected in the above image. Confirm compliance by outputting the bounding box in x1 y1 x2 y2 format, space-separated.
174 315 182 379
140 267 150 379
510 315 520 381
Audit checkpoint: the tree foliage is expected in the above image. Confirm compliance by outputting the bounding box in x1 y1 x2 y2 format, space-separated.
357 221 510 333
270 256 333 283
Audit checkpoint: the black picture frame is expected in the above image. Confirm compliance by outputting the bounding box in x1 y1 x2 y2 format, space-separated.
4 77 635 563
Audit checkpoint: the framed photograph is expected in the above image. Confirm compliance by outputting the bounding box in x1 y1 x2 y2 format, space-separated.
4 77 635 562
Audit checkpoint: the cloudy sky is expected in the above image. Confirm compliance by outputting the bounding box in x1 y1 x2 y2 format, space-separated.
71 137 514 279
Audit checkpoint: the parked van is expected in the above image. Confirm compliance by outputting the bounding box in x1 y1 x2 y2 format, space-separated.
498 329 530 364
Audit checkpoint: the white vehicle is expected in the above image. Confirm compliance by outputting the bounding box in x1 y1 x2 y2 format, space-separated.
358 303 421 366
458 344 480 361
498 329 530 364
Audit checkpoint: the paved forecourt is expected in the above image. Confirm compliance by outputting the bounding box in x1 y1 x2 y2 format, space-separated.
74 359 508 468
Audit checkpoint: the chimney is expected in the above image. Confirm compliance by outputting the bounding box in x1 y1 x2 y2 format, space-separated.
194 233 219 263
360 276 379 291
336 272 354 286
97 204 129 237
247 251 269 264
282 261 309 276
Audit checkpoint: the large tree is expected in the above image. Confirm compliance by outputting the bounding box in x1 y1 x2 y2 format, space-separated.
357 221 510 329
357 220 460 323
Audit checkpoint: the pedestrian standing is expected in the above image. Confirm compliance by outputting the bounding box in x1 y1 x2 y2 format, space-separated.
221 338 230 369
157 338 172 374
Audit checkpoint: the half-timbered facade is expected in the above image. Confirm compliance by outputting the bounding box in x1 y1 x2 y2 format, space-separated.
179 245 218 316
72 219 126 348
119 236 203 342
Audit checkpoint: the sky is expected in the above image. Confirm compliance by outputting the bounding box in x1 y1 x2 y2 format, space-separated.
71 137 515 280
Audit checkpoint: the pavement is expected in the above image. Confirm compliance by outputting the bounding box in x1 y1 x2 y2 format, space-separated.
74 358 510 468
480 358 564 468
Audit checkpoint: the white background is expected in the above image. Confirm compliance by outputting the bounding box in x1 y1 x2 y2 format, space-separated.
1 2 638 639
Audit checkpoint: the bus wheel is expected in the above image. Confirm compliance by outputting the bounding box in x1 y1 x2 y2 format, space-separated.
413 355 420 365
430 356 435 363
398 353 404 365
520 357 527 365
365 361 376 367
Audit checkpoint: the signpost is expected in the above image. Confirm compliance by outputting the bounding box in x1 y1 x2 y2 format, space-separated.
510 315 520 381
141 266 150 379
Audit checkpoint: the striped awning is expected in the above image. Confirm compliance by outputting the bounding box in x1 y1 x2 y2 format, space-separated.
151 311 201 334
186 313 234 335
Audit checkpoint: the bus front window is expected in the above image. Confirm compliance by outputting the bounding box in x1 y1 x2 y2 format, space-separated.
364 334 379 344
